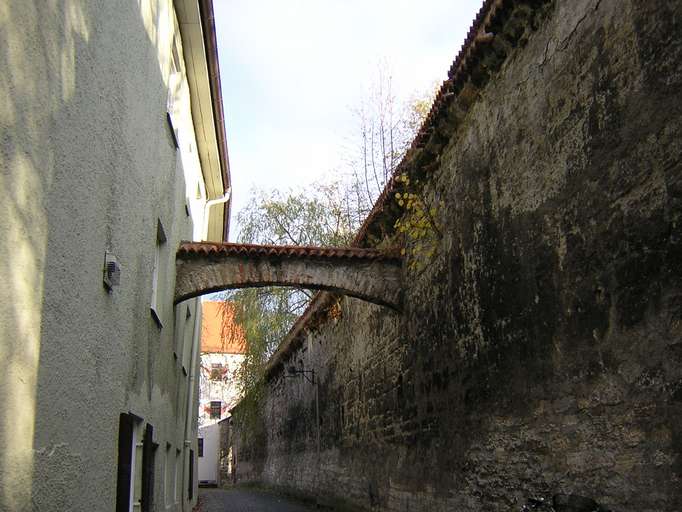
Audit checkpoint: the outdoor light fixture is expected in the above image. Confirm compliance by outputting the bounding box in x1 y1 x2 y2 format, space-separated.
284 361 320 465
285 364 316 384
103 251 121 291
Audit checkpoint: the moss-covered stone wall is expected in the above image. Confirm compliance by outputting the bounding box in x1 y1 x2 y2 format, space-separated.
233 1 682 510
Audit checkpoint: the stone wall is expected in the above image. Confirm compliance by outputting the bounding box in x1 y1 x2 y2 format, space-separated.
232 1 682 510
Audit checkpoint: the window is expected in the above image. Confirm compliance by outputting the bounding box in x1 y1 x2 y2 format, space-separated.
115 414 134 512
150 220 167 327
164 443 172 507
181 302 195 372
167 40 181 113
188 450 194 500
166 36 181 148
140 424 157 512
210 401 222 420
209 363 225 381
174 449 181 503
173 304 190 360
115 413 142 512
198 438 204 458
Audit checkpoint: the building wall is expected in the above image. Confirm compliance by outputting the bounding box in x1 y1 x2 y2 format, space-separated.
0 1 213 510
198 300 246 426
232 1 682 511
199 352 245 427
197 423 221 484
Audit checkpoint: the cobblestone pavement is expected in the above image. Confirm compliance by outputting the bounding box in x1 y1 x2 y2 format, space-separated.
197 488 318 512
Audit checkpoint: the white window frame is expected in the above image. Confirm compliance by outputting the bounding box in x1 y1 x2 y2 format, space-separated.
130 418 143 512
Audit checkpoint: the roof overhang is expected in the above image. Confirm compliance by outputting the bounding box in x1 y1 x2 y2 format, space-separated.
174 0 231 242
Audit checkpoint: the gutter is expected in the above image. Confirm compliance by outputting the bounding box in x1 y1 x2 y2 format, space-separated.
202 188 231 241
198 0 232 241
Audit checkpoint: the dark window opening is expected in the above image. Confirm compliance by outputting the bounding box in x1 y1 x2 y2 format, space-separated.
209 364 225 381
198 438 204 458
141 423 157 512
210 401 221 419
115 413 134 512
188 449 194 500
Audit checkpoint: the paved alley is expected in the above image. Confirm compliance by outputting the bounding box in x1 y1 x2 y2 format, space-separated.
197 488 318 512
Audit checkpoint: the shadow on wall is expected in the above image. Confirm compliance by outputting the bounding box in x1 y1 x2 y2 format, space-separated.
1 1 186 509
0 1 91 509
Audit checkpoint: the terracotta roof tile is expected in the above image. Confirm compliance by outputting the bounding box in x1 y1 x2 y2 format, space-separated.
265 0 532 379
201 301 246 354
353 0 501 246
178 242 401 262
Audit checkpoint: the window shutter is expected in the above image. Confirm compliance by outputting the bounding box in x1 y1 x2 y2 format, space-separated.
141 423 155 512
188 449 194 500
115 413 134 512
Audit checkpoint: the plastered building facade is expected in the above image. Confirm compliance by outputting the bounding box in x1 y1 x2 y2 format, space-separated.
198 301 246 427
0 1 231 510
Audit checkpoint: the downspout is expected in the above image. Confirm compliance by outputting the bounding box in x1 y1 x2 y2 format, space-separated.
183 300 203 510
203 188 231 241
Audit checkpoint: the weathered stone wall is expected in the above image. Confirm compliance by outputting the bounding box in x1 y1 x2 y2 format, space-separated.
233 1 682 510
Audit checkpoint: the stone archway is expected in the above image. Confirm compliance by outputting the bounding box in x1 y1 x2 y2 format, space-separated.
174 242 403 310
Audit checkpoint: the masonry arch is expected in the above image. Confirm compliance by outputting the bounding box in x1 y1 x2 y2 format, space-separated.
174 242 403 310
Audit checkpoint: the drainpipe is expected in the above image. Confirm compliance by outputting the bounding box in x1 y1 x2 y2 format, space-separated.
182 299 203 510
203 188 231 241
314 370 320 466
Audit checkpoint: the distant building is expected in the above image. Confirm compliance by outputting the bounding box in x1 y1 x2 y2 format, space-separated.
199 301 246 427
197 301 245 486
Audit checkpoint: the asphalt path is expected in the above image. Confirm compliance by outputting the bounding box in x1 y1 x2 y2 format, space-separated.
197 488 318 512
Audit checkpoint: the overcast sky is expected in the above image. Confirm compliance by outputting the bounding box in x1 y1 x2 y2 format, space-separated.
213 0 482 239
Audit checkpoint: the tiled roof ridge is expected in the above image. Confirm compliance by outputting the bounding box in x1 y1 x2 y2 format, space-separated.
352 0 501 247
262 0 544 380
178 241 401 261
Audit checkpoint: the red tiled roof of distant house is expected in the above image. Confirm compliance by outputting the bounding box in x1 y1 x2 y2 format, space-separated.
201 301 246 354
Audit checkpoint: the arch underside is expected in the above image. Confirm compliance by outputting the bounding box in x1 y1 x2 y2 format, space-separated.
175 281 399 309
175 252 403 310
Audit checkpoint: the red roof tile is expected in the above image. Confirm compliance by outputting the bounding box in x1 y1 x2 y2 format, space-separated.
201 301 246 354
178 242 401 262
265 0 527 379
353 0 501 246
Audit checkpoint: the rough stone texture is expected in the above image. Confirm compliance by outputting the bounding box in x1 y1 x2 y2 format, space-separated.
176 248 403 309
232 1 682 511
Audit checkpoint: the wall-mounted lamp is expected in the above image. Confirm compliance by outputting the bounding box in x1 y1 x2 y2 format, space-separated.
286 364 316 385
103 251 121 291
284 362 320 463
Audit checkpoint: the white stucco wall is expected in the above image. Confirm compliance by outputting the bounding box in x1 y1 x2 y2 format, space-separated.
0 1 219 510
197 423 221 484
198 352 245 427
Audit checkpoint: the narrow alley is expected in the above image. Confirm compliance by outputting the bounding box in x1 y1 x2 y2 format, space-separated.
2 0 680 511
197 488 319 512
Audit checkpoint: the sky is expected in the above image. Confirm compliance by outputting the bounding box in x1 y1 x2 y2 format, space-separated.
213 0 483 240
